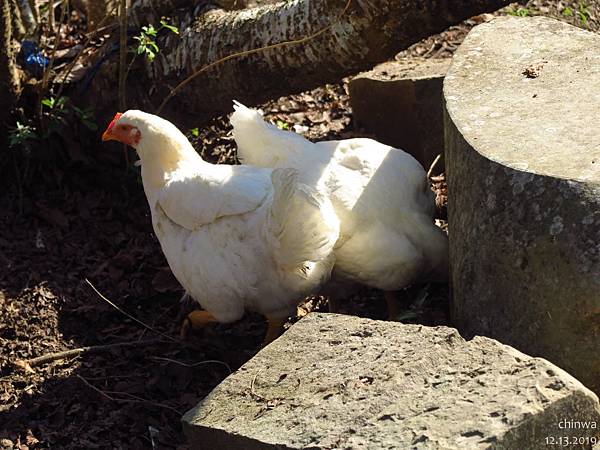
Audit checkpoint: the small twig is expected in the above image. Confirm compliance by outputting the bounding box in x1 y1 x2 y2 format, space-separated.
14 339 166 369
156 0 353 114
249 371 267 401
84 22 119 39
85 278 179 343
77 374 114 401
427 153 443 179
77 375 182 414
150 356 232 373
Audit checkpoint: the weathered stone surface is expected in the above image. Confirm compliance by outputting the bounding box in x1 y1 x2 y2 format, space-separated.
183 313 600 449
349 57 450 171
444 16 600 394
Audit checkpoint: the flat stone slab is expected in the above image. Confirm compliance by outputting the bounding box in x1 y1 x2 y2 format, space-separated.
183 313 600 449
444 16 600 394
349 57 451 171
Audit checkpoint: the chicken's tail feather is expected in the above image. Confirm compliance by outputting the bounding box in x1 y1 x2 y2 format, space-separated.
230 101 309 167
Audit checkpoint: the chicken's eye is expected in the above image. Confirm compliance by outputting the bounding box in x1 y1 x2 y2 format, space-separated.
119 125 128 131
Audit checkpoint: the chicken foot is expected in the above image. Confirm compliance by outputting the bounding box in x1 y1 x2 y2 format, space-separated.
384 290 402 321
328 296 342 313
263 316 286 346
180 310 219 338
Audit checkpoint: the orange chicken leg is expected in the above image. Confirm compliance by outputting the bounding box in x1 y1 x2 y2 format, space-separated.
384 290 402 321
263 316 286 346
180 310 219 338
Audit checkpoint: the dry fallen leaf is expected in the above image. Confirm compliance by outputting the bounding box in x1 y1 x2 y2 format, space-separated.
13 359 35 374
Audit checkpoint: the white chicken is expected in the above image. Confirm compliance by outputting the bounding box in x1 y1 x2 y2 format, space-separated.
230 102 448 316
101 110 340 343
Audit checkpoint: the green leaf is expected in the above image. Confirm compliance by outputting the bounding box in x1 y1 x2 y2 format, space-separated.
276 120 291 130
144 25 157 36
148 41 159 52
563 6 574 16
190 127 199 137
42 97 55 108
56 96 69 107
160 19 179 34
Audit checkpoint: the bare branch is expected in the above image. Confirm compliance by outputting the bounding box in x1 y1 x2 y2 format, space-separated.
13 339 167 370
85 278 179 343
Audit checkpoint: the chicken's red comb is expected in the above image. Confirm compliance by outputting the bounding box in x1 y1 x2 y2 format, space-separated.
106 112 123 132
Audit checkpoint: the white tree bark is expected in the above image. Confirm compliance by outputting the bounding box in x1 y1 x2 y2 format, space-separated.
91 0 510 123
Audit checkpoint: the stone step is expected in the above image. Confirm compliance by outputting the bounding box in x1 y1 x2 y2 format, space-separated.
183 313 600 449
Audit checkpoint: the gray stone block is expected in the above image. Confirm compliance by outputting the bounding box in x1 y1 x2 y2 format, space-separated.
183 313 600 449
444 16 600 394
349 57 451 171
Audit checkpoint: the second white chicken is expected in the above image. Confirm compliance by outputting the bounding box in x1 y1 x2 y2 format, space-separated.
231 102 448 305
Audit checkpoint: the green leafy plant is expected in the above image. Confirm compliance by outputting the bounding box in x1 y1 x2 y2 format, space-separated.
8 121 39 213
190 127 200 138
578 1 589 25
42 95 97 135
507 6 531 17
42 95 69 133
275 120 291 130
133 18 179 62
9 122 38 150
134 25 160 61
563 2 590 25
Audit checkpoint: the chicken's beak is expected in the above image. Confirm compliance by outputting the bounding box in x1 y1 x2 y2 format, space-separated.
102 129 115 142
102 112 124 142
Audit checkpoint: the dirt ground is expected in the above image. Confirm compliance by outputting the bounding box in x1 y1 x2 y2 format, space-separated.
1 1 597 449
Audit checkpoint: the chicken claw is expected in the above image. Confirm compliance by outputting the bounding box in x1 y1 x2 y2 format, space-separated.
180 310 219 338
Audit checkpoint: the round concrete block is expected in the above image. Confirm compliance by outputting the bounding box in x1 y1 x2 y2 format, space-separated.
444 16 600 393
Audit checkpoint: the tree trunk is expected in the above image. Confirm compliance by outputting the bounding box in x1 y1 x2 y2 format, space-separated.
91 0 510 125
0 0 21 145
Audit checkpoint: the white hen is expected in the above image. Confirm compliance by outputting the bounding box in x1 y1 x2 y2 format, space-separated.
101 110 339 342
230 102 448 310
